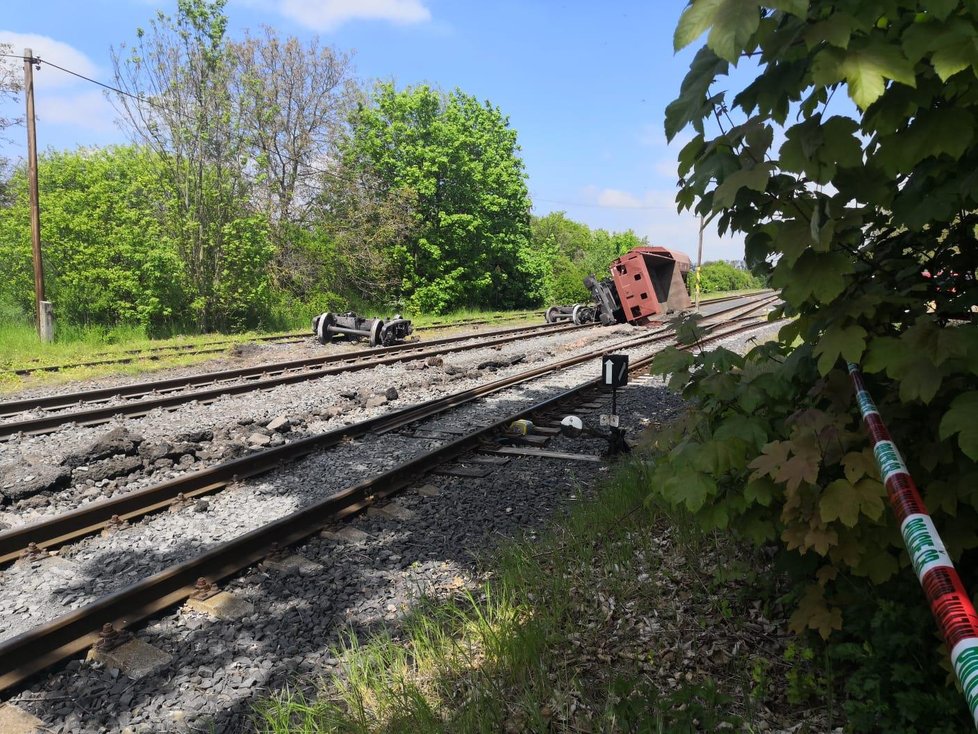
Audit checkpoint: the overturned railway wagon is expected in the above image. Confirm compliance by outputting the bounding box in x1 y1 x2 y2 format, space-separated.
547 246 693 327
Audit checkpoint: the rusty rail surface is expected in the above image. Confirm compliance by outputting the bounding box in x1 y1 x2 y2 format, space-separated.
0 306 778 693
0 322 589 435
0 295 778 565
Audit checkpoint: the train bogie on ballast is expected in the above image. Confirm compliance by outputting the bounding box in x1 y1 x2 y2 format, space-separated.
312 312 413 347
546 246 693 328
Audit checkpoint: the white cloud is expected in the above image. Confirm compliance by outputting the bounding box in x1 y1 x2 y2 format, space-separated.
277 0 432 30
39 89 117 133
537 185 746 263
596 188 644 209
0 32 99 91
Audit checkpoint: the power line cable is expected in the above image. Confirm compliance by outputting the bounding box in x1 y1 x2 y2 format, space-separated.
533 196 677 211
4 52 672 207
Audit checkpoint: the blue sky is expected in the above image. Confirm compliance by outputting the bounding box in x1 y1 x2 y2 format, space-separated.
0 0 746 262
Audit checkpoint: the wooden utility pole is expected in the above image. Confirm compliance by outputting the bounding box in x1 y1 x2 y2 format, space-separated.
695 214 704 312
23 48 52 341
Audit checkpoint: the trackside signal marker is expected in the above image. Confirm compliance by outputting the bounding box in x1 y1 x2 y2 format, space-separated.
848 363 978 729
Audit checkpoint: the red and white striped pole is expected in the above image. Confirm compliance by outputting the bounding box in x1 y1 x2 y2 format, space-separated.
848 363 978 728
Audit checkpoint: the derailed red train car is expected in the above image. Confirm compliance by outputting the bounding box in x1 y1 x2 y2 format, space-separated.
600 247 692 325
546 247 692 327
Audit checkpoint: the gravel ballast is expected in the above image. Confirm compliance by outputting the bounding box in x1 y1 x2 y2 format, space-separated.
1 303 780 733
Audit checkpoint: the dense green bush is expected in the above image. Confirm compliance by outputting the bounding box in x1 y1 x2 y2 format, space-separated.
0 147 192 333
695 260 765 294
528 212 646 305
649 0 978 728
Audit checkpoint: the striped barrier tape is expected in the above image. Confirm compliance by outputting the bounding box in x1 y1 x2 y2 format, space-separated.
848 363 978 729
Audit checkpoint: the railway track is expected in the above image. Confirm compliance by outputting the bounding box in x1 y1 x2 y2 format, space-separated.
8 294 766 377
7 312 544 376
0 294 779 697
0 321 588 437
0 294 775 438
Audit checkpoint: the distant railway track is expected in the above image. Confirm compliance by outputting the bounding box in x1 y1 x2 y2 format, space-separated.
0 294 776 439
0 294 777 563
7 311 543 376
0 295 779 693
0 320 585 437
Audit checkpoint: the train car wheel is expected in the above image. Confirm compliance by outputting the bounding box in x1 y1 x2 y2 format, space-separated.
369 319 384 347
545 306 559 323
316 313 335 344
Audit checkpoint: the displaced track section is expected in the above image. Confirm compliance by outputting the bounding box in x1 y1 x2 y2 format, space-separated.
0 297 777 694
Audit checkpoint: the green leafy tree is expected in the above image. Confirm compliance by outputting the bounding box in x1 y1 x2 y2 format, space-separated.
0 147 190 331
649 1 978 728
111 0 267 330
230 27 356 300
697 260 764 293
529 211 645 304
341 83 534 313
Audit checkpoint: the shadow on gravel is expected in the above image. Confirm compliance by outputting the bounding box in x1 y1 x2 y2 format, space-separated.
15 381 682 734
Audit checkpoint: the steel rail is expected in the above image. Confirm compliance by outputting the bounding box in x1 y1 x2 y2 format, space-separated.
0 311 776 693
0 292 777 435
0 320 574 417
9 313 544 375
1 293 774 420
0 330 658 564
0 323 592 436
0 296 779 565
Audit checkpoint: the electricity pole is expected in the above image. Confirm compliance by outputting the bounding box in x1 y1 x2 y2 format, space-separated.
23 48 52 342
695 214 704 312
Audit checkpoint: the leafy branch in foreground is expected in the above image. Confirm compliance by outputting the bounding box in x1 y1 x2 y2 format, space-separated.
651 2 978 729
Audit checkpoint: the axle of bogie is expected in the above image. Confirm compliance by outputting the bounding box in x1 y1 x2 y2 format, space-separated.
544 304 596 325
312 312 414 347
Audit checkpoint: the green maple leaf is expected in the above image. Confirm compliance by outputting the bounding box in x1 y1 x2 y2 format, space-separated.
708 0 761 62
693 438 747 474
855 549 899 583
927 0 960 21
878 108 975 174
855 478 885 521
813 42 916 109
675 0 725 51
814 323 867 375
862 335 902 373
739 514 777 543
821 116 863 168
650 346 695 377
744 476 777 506
903 17 978 80
715 414 769 448
701 346 745 372
939 391 978 460
803 13 854 49
775 250 853 305
842 449 877 484
661 469 718 512
764 0 808 16
713 164 771 208
675 0 760 62
820 478 885 527
897 356 945 403
665 47 729 139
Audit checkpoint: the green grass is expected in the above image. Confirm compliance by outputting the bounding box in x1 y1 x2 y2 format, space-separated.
252 460 824 733
0 308 544 392
697 287 770 302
